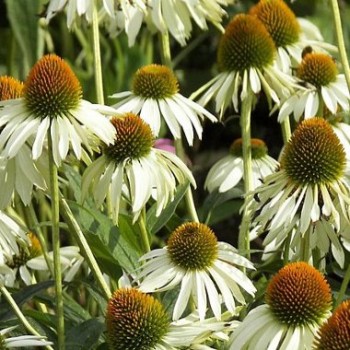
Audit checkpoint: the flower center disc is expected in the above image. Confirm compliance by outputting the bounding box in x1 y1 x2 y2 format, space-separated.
104 113 154 163
249 0 300 48
167 222 218 270
266 262 332 326
281 118 345 185
314 300 350 350
24 54 82 118
217 14 276 72
106 288 169 350
132 64 179 99
230 138 268 159
297 53 338 87
0 76 23 101
7 233 42 269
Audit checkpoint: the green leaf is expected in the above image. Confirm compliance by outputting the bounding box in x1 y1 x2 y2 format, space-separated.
118 214 145 255
147 182 189 234
0 281 54 321
198 188 243 223
5 0 45 75
61 293 91 323
67 201 139 277
66 318 105 350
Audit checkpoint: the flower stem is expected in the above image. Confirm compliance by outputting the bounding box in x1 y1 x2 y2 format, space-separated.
59 197 112 299
335 262 350 308
23 204 54 276
301 229 310 262
159 31 172 68
283 231 292 265
92 0 104 104
158 29 199 222
238 93 254 259
47 133 65 350
137 209 151 253
281 117 291 144
174 139 199 222
0 286 54 350
330 0 350 92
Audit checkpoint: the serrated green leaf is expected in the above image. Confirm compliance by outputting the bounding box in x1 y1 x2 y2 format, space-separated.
67 201 139 276
118 214 145 255
147 182 189 234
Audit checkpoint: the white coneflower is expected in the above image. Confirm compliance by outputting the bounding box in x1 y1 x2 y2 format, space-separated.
192 14 296 119
106 287 229 350
143 0 235 46
205 138 278 192
138 222 256 321
229 262 332 350
1 233 84 287
250 118 350 266
0 326 52 348
0 54 116 166
314 299 350 350
0 211 28 263
111 64 217 146
0 76 47 209
45 0 118 28
82 113 196 223
249 0 336 73
278 52 350 122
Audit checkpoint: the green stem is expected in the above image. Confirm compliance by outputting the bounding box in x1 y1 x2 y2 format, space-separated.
137 209 151 253
280 117 292 145
174 139 199 222
335 263 350 308
48 134 65 350
59 197 111 299
301 229 310 262
92 0 104 104
330 0 350 92
283 231 292 265
238 93 254 259
24 204 54 276
0 286 54 350
159 29 198 222
159 31 172 68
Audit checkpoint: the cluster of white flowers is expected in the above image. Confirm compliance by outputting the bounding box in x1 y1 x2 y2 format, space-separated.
1 0 350 348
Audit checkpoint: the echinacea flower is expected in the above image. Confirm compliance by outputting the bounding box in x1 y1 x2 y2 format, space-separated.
229 262 332 350
138 222 256 321
82 113 196 223
0 232 84 287
111 64 217 146
314 299 350 349
45 0 118 28
331 118 350 159
0 76 23 101
0 76 47 209
205 138 278 192
0 54 116 166
192 14 296 119
0 211 28 262
143 0 235 46
100 1 145 47
249 0 336 73
278 52 350 122
250 118 350 266
0 326 52 348
106 287 228 350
